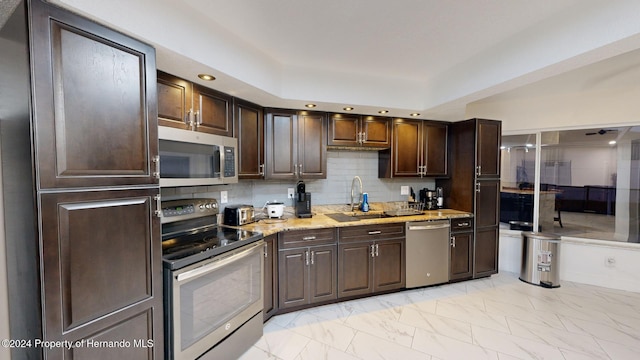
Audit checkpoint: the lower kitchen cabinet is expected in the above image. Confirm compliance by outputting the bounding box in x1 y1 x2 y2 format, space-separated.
263 234 278 321
277 228 337 310
337 223 405 298
474 227 499 278
450 218 474 281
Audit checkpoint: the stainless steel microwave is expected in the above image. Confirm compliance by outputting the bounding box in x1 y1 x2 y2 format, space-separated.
158 127 238 187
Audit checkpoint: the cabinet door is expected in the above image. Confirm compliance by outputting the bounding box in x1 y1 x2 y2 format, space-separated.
235 99 264 179
309 245 338 304
298 111 327 178
328 113 360 146
263 234 278 321
338 242 373 298
278 248 308 309
30 1 158 189
39 188 162 359
265 110 297 179
373 239 405 292
474 227 499 278
193 83 233 136
476 119 501 178
475 180 500 228
392 119 421 176
450 232 473 281
362 116 390 148
423 122 448 176
157 71 192 130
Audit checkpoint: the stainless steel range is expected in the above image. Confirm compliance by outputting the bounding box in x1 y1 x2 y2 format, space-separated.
161 198 264 360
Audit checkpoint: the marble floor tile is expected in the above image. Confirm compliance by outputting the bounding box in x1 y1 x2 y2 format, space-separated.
240 272 640 359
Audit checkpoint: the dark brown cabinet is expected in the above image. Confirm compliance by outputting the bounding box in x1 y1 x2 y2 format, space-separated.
26 1 164 358
277 228 337 310
437 118 501 279
337 223 405 298
157 71 233 137
235 98 265 179
265 109 327 180
263 234 278 321
379 119 448 178
450 218 474 281
328 114 390 148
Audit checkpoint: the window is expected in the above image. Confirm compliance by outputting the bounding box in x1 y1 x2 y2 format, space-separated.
501 127 640 243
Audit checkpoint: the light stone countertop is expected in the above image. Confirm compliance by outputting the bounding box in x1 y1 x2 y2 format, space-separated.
234 203 473 236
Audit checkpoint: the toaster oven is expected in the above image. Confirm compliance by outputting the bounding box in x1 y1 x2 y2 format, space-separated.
224 205 256 226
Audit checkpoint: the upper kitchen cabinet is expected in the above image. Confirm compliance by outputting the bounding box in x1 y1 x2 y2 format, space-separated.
378 119 448 178
476 120 501 178
328 114 390 148
264 109 327 180
157 71 233 137
30 1 159 189
234 98 265 179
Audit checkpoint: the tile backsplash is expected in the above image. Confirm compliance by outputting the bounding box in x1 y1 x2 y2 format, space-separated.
161 151 436 209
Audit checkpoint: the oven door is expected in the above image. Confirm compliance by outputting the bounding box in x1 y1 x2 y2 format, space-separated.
167 240 264 360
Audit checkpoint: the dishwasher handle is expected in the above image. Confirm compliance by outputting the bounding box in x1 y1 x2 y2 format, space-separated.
407 223 450 231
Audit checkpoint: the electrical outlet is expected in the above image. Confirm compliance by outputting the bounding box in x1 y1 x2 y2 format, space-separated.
401 186 410 195
220 190 228 204
288 188 295 199
605 256 616 268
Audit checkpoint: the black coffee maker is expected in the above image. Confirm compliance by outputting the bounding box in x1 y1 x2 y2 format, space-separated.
295 180 312 218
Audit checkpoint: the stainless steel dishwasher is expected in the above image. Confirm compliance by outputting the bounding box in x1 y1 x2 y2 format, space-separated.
406 220 451 288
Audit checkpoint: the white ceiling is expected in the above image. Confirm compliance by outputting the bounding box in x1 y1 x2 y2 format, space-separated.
26 0 640 122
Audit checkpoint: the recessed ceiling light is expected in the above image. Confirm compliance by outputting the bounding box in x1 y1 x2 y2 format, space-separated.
305 104 317 108
378 110 389 114
410 113 420 117
609 140 617 145
197 73 215 81
525 143 534 147
343 107 354 111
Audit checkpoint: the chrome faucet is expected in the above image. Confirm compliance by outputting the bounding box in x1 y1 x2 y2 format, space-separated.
350 176 363 211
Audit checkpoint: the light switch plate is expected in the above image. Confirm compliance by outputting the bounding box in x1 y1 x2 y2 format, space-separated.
400 186 410 195
220 190 228 204
287 188 295 199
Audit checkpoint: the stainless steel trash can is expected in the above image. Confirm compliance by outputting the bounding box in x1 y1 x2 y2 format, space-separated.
520 232 561 288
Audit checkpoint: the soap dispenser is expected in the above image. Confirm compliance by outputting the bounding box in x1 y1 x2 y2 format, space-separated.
361 192 369 212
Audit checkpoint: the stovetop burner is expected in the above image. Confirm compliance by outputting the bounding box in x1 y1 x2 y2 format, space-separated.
162 224 262 270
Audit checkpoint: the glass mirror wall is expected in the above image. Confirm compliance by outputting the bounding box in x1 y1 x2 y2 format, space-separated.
501 127 640 243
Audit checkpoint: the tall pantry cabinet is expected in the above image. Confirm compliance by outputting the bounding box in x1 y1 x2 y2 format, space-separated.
3 1 163 359
437 119 501 280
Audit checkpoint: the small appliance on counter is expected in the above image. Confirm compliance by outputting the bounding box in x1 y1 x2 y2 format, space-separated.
224 205 256 226
295 180 312 218
265 201 285 218
419 188 443 210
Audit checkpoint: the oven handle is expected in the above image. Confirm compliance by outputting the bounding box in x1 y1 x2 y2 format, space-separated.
176 241 263 282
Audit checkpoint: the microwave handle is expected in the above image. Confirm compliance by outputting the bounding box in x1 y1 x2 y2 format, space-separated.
176 241 263 282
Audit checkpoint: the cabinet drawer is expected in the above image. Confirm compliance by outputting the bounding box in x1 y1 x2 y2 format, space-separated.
451 218 473 233
278 228 336 249
338 223 405 243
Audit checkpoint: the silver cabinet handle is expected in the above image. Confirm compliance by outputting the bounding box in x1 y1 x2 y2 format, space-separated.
294 164 298 178
457 222 470 227
476 183 481 192
375 244 379 257
368 230 382 235
305 250 310 266
408 224 450 231
264 243 268 258
154 194 162 218
311 250 315 265
302 236 316 241
370 244 375 258
259 164 265 176
299 163 303 177
186 109 193 126
451 236 456 248
152 155 160 179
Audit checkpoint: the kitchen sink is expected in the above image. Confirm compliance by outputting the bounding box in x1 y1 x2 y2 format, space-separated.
324 212 388 222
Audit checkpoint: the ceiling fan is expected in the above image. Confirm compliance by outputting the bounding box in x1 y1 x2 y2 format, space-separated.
585 129 617 136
